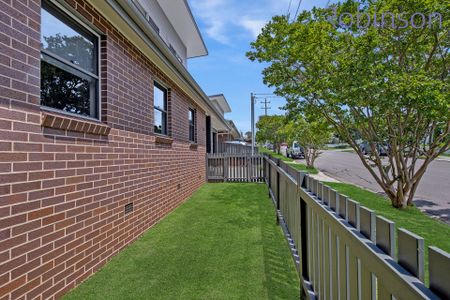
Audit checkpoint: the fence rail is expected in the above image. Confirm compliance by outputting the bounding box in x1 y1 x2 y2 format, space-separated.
206 153 264 182
263 155 450 300
217 142 255 154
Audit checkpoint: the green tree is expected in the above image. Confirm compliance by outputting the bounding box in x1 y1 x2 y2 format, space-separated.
256 115 287 153
248 0 450 208
284 114 332 168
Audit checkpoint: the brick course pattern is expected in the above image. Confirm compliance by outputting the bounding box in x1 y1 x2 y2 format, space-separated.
0 0 207 299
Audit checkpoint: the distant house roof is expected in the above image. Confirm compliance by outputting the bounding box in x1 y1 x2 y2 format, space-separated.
227 120 241 139
156 0 208 58
208 94 232 115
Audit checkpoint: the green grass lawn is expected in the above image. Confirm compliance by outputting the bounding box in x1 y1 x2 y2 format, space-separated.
325 182 450 284
258 147 292 162
286 162 319 174
64 184 299 300
259 147 319 174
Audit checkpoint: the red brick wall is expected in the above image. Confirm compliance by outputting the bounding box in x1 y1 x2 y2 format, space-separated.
0 0 206 299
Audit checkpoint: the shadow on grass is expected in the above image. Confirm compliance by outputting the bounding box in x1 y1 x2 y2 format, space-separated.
258 192 300 299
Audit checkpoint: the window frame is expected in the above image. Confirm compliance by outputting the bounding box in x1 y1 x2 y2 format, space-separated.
40 0 101 121
188 108 196 143
153 81 168 136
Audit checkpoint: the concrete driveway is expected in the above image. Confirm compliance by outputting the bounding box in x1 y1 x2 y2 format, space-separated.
300 150 450 224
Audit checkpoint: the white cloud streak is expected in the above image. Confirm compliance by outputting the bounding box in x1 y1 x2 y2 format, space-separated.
238 18 266 39
189 0 290 44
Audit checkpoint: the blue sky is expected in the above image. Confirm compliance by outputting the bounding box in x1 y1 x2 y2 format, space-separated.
188 0 331 134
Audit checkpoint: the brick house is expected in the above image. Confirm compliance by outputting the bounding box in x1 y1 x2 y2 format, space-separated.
0 0 235 298
208 94 241 153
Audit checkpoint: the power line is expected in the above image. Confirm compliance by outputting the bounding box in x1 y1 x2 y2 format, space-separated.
253 93 277 96
286 0 293 19
293 0 303 21
255 96 283 99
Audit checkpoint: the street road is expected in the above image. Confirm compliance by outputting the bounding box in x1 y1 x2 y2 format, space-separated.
307 150 450 224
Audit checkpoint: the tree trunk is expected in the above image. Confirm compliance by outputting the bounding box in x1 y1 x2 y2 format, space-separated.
305 147 315 168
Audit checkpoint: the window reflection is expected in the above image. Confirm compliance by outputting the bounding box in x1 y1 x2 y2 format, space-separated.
154 85 165 110
41 6 96 74
41 60 95 117
40 1 99 119
154 82 168 135
154 109 166 134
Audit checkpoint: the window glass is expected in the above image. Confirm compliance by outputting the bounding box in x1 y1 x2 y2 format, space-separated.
41 4 97 74
154 82 167 135
154 84 166 110
40 1 99 119
154 109 166 134
189 109 196 142
41 59 96 117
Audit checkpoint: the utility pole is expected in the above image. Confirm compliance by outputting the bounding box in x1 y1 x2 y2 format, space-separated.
251 93 283 156
251 93 255 155
260 98 271 116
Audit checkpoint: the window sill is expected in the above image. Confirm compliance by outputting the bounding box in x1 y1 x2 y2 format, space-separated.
41 110 111 136
155 135 173 145
189 143 198 150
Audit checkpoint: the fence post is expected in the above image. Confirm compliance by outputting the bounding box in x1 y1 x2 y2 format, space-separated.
429 246 450 299
359 206 376 242
268 158 272 197
276 158 281 210
224 154 228 182
275 158 281 225
376 216 396 259
398 228 424 282
205 154 208 182
246 155 251 182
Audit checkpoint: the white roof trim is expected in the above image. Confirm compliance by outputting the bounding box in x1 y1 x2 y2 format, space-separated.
156 0 208 58
209 94 232 114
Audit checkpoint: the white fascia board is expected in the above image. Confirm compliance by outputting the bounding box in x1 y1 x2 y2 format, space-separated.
208 94 232 114
156 0 208 58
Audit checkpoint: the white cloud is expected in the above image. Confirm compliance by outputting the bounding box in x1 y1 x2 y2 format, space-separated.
189 0 291 44
189 0 230 43
238 18 266 39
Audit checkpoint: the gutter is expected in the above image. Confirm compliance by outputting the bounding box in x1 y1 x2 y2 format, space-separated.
105 0 231 131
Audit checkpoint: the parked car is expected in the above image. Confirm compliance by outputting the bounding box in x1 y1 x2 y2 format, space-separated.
264 142 274 151
359 141 389 156
287 141 305 159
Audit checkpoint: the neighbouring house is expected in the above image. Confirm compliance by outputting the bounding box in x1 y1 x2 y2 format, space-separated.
0 0 237 298
207 94 241 153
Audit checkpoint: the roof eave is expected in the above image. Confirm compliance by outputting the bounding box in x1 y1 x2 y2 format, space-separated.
106 0 230 131
156 0 208 58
